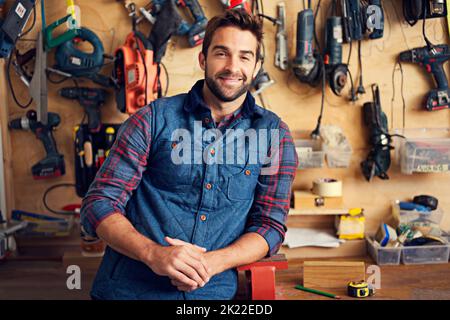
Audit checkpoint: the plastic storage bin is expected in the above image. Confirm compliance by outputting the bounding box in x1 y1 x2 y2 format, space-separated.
391 201 444 225
324 144 353 168
366 237 401 265
402 243 450 264
394 128 450 174
295 139 325 169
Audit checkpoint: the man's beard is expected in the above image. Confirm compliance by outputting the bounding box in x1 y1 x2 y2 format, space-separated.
205 68 251 102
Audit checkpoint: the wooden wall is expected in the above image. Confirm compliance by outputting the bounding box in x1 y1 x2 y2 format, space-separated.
2 0 450 234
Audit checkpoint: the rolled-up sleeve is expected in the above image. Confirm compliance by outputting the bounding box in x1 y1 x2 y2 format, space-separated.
245 120 298 256
80 106 152 237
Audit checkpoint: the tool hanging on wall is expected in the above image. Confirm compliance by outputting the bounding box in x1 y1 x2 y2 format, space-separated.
399 0 450 111
147 0 182 63
9 110 65 179
399 44 450 111
113 2 163 114
42 0 80 51
403 0 447 26
340 0 385 101
59 87 108 133
324 0 349 96
74 124 121 197
361 0 384 39
256 1 288 71
53 27 113 87
292 5 322 87
275 2 288 71
0 0 36 59
131 0 207 47
361 84 395 181
292 0 327 138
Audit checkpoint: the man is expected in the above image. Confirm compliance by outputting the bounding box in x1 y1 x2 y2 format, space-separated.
81 9 298 300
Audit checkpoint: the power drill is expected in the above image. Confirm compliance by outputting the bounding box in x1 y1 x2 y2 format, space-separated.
143 0 207 47
9 110 65 179
177 0 208 47
399 44 450 111
59 87 107 133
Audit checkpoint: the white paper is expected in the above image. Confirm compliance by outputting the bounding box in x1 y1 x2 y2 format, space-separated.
283 228 345 248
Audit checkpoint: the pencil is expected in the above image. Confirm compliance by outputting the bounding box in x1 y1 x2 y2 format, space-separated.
294 285 341 299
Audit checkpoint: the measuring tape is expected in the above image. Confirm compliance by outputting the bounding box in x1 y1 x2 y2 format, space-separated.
347 281 375 298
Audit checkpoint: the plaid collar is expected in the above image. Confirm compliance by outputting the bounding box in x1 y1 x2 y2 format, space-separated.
183 79 261 120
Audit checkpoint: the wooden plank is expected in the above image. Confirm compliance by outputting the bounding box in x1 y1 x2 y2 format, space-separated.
289 208 349 216
280 239 366 260
0 59 15 220
293 191 344 210
303 261 366 290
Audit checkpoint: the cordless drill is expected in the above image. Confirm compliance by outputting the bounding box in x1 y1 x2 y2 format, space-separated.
59 87 107 133
9 110 65 179
399 44 450 111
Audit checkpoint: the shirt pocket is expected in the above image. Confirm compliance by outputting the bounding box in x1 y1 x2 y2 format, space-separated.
147 139 193 187
227 163 260 201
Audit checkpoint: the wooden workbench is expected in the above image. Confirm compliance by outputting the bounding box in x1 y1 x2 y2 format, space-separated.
1 255 449 300
274 258 450 300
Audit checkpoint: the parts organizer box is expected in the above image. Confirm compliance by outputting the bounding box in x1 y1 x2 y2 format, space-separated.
395 128 450 174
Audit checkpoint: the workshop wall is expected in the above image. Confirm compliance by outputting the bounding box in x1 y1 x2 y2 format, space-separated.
2 0 450 235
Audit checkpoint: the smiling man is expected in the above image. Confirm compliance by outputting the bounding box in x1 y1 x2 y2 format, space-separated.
80 9 298 300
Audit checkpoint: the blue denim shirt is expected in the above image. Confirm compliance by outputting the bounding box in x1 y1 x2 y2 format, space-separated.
81 80 298 300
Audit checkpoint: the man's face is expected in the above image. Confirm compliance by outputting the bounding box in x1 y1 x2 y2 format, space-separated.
199 26 261 102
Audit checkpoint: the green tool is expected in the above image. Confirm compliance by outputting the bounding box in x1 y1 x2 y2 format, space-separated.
41 0 80 50
294 285 341 299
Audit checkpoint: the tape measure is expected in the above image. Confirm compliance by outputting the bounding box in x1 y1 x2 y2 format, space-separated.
347 281 375 298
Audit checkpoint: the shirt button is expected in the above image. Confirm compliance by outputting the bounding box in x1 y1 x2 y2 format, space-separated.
245 169 251 176
200 215 207 221
205 183 212 190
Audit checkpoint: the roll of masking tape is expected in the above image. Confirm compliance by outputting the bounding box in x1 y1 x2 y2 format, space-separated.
312 178 343 197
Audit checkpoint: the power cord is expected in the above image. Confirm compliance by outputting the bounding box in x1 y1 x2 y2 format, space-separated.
43 183 78 216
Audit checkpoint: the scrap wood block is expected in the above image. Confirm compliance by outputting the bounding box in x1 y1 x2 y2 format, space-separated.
294 191 343 210
303 261 365 290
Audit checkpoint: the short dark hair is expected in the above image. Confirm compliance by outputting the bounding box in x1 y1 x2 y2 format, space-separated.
201 9 263 62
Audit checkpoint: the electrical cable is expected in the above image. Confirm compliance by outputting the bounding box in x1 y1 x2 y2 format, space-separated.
160 61 169 96
5 4 37 109
6 52 33 109
311 58 326 139
43 183 78 216
391 59 406 129
421 1 434 48
313 0 322 52
357 40 365 94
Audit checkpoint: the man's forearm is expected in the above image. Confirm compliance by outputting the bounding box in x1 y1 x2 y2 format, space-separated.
207 232 269 275
95 213 158 262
